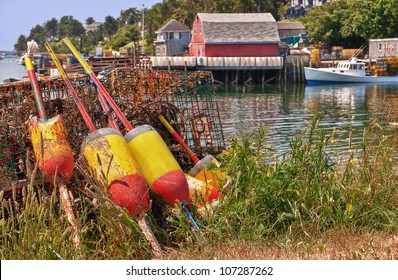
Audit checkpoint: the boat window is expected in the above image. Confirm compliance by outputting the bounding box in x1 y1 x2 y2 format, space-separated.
379 43 382 51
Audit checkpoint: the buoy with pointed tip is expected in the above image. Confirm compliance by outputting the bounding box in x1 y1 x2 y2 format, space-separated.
125 125 189 205
81 128 150 216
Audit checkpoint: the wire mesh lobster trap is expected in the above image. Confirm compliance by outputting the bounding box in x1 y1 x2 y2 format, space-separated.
0 68 225 189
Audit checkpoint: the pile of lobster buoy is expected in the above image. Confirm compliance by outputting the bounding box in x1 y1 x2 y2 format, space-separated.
21 40 230 257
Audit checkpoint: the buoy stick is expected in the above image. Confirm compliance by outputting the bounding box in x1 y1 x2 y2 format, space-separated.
23 41 47 121
97 92 121 132
158 115 200 164
44 42 96 132
182 201 205 241
58 183 81 248
136 213 162 258
63 38 133 131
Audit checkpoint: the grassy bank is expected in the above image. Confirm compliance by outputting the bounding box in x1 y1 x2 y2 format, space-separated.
1 114 398 260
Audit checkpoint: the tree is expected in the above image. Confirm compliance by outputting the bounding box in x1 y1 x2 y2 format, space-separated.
300 0 398 48
27 24 47 49
86 17 95 25
100 16 119 38
105 24 140 49
119 8 140 26
44 18 59 42
56 16 85 38
14 35 28 52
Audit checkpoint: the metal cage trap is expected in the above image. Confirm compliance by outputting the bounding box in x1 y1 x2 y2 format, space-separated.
0 68 225 190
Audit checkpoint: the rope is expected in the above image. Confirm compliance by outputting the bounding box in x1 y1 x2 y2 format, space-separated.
22 40 39 59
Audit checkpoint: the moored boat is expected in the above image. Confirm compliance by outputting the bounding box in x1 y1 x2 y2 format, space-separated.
304 57 398 85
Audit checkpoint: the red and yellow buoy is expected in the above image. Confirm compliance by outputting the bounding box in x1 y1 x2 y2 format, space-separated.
125 125 189 205
29 115 74 184
81 128 149 215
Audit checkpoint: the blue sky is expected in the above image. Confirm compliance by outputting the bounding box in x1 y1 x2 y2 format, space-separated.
0 0 161 51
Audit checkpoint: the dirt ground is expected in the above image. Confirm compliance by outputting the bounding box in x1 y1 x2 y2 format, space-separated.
164 227 398 260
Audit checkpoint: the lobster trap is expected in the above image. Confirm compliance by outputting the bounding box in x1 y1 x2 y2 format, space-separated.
0 68 225 190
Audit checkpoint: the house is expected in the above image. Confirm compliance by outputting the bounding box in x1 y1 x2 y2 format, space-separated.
189 13 280 57
86 22 102 33
369 38 398 60
277 22 306 38
154 19 191 56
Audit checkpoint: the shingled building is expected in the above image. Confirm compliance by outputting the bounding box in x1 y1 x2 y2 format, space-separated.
189 13 280 57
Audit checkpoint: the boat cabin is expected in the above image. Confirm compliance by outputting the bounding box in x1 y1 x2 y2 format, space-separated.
334 58 366 76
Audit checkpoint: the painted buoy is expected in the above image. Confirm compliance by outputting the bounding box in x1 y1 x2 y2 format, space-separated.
125 125 189 205
185 173 220 208
188 154 229 190
29 115 74 184
81 128 149 215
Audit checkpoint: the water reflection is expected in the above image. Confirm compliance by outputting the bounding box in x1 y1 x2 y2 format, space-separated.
215 83 398 153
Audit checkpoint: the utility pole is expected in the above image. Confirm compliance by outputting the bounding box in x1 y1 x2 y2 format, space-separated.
141 4 145 54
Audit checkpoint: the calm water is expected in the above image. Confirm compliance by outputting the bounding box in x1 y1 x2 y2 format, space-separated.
215 83 398 153
0 53 26 82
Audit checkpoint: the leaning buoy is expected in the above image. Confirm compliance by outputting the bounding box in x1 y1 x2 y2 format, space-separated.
125 125 189 205
81 128 149 215
29 115 74 184
185 173 220 208
188 154 229 190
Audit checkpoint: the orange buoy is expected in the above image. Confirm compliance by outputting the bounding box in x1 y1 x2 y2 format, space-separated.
29 115 74 184
81 128 149 215
125 125 189 205
185 173 220 208
188 154 229 190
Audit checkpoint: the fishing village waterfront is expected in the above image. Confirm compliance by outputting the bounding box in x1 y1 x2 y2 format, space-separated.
2 3 398 277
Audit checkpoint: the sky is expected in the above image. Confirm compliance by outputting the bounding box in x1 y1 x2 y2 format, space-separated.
0 0 161 51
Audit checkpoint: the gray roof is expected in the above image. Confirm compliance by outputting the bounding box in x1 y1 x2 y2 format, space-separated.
198 13 280 44
156 19 190 33
276 22 305 30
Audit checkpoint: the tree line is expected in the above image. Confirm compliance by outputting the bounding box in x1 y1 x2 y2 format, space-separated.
13 0 398 54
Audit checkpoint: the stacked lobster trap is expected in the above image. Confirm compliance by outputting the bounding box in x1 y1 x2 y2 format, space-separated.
0 68 225 190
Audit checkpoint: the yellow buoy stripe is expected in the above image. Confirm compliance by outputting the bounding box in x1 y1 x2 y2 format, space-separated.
127 130 181 184
83 134 141 184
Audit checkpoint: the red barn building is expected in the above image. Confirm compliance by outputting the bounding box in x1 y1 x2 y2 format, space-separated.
189 13 280 57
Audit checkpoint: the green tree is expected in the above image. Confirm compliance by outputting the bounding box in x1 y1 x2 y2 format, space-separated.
57 16 85 38
44 18 59 42
101 16 119 38
119 8 140 26
86 17 95 25
14 35 28 52
105 24 140 50
301 0 398 48
27 24 46 50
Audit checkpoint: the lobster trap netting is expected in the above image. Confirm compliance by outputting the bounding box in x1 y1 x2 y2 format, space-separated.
0 68 225 189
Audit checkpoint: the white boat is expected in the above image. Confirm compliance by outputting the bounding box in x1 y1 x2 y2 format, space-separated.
304 57 398 85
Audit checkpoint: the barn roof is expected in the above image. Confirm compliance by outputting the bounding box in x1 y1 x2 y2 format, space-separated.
156 19 191 33
198 13 280 44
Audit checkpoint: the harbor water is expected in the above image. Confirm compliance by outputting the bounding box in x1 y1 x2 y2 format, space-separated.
215 83 398 154
0 52 26 82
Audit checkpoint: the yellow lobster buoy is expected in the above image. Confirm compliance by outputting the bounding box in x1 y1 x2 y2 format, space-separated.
81 128 149 215
125 125 189 205
29 115 74 184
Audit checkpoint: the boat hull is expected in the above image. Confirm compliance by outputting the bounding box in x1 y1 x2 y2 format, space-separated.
304 67 398 85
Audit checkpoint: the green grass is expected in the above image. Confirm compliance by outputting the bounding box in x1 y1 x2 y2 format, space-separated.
2 114 398 259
